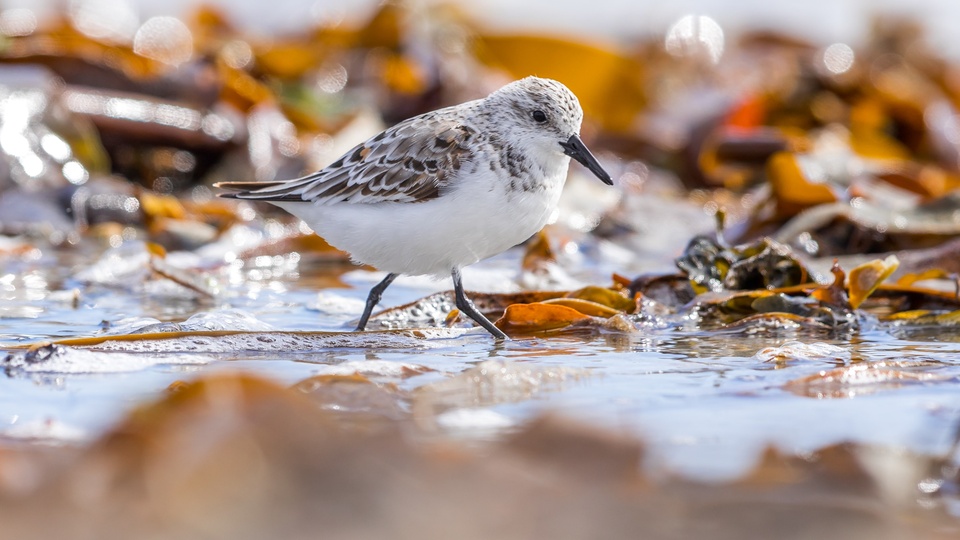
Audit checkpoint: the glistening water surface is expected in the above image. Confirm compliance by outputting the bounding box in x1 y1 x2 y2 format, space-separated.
4 244 960 481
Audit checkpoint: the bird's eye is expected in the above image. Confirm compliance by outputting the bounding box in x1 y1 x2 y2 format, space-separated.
531 110 547 123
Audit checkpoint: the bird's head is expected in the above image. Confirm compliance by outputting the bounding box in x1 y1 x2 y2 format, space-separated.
484 77 612 185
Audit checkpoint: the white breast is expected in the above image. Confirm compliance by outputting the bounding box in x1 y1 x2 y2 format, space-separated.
276 162 569 277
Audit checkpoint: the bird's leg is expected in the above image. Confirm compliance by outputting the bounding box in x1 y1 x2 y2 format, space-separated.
451 267 508 340
355 273 399 331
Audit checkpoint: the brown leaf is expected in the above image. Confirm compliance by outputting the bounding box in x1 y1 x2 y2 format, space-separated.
292 374 409 429
811 260 849 307
506 415 644 484
737 443 883 500
521 230 556 273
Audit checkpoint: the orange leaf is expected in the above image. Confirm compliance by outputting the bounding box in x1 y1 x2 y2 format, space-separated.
255 41 325 79
494 303 590 334
766 151 837 216
472 34 645 133
724 95 766 128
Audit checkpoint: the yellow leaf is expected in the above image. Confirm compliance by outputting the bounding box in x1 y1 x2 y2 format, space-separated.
896 269 950 287
145 242 167 258
218 62 275 110
253 40 327 79
542 298 620 318
883 309 932 321
354 2 402 49
565 286 637 313
847 256 899 309
381 53 427 95
140 192 187 226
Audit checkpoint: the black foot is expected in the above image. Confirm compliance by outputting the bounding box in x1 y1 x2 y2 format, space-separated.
451 267 508 340
355 273 399 331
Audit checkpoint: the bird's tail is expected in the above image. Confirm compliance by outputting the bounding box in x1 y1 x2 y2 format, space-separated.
214 181 301 201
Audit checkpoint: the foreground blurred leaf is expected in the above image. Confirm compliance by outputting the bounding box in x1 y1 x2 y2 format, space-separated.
413 361 591 420
292 374 410 430
0 372 952 538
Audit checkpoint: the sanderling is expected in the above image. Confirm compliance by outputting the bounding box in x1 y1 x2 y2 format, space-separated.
217 76 613 339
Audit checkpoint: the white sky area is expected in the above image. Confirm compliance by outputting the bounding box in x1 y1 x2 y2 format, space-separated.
8 0 960 58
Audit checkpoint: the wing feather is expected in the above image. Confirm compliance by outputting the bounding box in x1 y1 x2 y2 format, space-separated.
215 111 478 205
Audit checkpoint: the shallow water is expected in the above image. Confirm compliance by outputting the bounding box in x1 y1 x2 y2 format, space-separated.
4 244 960 483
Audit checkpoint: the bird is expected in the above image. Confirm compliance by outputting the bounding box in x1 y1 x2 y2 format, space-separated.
216 76 613 339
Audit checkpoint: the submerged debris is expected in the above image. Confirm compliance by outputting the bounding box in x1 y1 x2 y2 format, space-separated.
676 235 810 294
784 361 952 398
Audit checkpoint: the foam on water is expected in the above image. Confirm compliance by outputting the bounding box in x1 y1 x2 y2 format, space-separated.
435 408 515 434
310 292 367 316
73 242 151 285
754 340 851 363
310 360 433 378
415 360 593 410
100 308 274 335
82 328 467 354
2 418 87 442
3 345 213 374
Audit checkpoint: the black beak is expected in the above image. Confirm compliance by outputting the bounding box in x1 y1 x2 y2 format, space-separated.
559 134 613 185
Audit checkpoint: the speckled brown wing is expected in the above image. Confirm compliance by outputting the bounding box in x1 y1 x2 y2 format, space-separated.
216 112 479 205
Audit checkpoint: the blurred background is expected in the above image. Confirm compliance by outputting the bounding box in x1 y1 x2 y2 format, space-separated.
11 0 960 51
